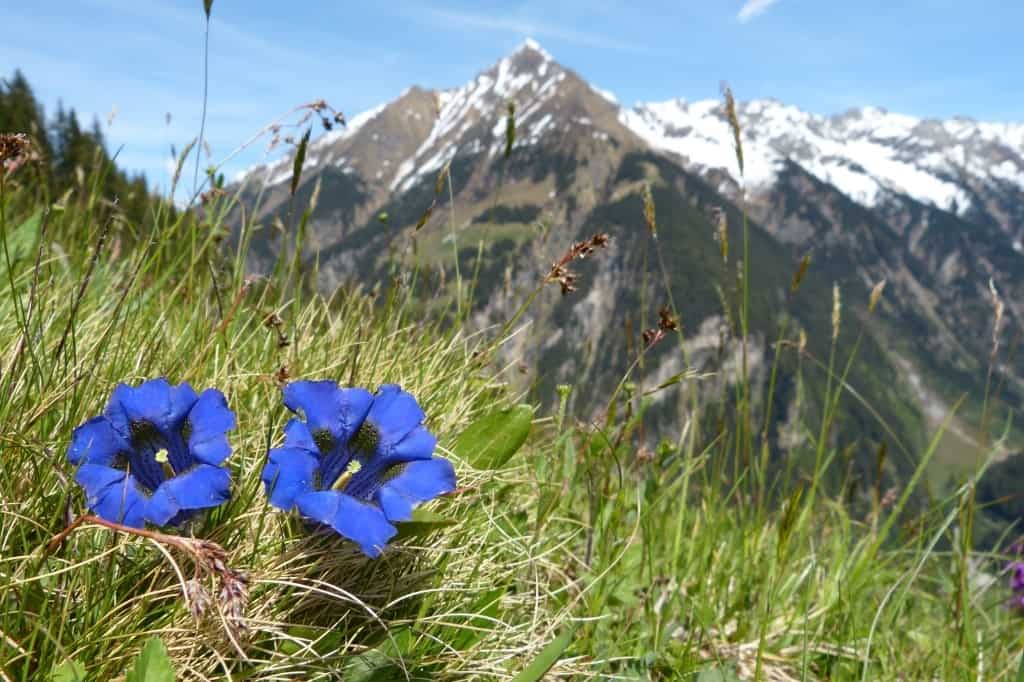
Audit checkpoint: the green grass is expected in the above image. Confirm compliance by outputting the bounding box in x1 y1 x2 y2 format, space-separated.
2 75 1023 682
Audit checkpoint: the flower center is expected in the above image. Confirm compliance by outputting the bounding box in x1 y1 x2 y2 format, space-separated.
348 421 379 456
331 459 363 492
312 429 336 455
129 420 162 448
154 447 176 480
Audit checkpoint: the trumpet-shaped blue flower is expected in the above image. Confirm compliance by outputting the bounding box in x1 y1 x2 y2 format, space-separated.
67 378 235 528
261 381 455 558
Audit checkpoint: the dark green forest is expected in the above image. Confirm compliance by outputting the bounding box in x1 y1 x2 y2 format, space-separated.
1 69 152 224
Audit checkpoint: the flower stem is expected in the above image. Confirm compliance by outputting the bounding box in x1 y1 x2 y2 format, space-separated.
46 514 205 557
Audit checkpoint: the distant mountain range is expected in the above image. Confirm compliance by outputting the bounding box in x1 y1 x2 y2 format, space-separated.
231 39 1024 500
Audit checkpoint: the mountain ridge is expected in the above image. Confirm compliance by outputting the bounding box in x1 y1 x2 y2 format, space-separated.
239 39 1024 223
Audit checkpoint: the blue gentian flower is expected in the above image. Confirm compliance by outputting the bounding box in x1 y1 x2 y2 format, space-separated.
261 381 456 558
67 378 236 528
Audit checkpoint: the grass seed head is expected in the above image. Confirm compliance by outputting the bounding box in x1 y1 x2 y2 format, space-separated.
868 278 887 313
831 283 842 343
642 183 657 236
790 254 812 295
720 83 744 178
711 205 729 261
989 277 1005 355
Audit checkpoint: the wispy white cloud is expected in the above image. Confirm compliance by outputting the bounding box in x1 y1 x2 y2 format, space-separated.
737 0 780 23
81 0 306 64
414 5 660 54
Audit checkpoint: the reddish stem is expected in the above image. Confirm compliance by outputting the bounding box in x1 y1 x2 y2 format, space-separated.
46 514 196 554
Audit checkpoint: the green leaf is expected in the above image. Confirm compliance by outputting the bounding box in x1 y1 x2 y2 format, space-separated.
510 627 573 682
125 637 175 682
394 508 457 541
290 127 312 198
345 628 415 682
652 368 698 392
454 405 533 470
277 625 344 657
50 659 86 682
1 208 41 269
202 0 213 18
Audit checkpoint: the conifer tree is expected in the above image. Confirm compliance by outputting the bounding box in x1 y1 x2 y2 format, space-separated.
2 70 155 227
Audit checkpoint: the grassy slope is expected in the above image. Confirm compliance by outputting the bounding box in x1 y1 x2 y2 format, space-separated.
0 130 1021 681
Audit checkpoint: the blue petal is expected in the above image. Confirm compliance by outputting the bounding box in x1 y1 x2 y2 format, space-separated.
104 378 198 438
367 385 426 451
75 463 147 528
392 426 437 462
293 490 340 526
67 417 129 466
261 446 319 510
168 381 200 426
376 458 456 522
146 464 231 526
186 388 236 465
283 381 373 440
282 418 317 450
295 491 397 558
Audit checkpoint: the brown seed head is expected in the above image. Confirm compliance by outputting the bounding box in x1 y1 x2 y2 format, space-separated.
545 233 609 296
558 271 577 295
199 187 227 205
0 133 34 174
185 579 212 622
880 487 898 508
657 305 679 332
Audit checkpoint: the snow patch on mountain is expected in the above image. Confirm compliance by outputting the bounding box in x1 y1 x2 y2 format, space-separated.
622 98 1024 213
593 86 618 104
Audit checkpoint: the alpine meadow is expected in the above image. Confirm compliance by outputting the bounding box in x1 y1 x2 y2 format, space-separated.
4 2 1024 680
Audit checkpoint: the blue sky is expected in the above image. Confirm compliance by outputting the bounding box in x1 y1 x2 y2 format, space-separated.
4 0 1022 192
